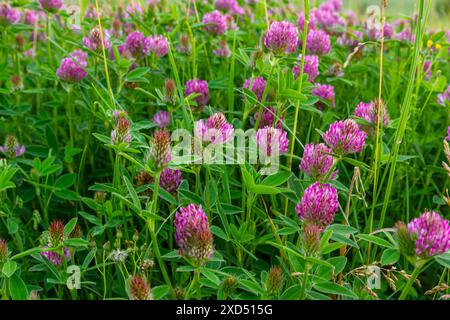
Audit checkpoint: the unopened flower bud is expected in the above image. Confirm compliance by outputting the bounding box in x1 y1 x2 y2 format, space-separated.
222 275 238 296
128 274 152 300
266 266 283 296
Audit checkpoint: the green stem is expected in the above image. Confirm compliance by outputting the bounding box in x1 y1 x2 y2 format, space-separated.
299 262 310 300
147 173 172 288
399 260 427 300
378 0 429 229
288 0 309 169
46 16 53 68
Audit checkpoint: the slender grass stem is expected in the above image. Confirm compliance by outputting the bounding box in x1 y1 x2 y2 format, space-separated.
378 0 430 230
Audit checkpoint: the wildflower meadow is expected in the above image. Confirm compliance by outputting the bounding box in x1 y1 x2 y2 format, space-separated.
0 0 449 302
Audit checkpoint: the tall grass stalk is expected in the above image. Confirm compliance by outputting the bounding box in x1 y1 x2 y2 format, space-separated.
378 0 430 230
95 0 115 108
367 0 387 260
288 0 309 170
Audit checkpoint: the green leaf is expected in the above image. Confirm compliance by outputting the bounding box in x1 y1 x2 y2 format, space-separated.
251 184 282 194
357 234 394 249
123 176 141 209
82 248 97 270
54 189 80 201
45 126 58 153
125 67 150 83
210 225 229 241
65 238 89 247
8 274 28 300
327 224 359 235
7 218 19 234
63 217 78 237
381 248 400 266
176 266 196 272
239 279 264 295
261 171 292 187
201 268 221 286
435 252 450 269
2 260 17 278
280 284 303 300
313 282 358 299
179 188 205 207
78 211 102 226
240 165 255 189
152 285 171 300
54 173 77 189
342 157 371 171
11 247 47 260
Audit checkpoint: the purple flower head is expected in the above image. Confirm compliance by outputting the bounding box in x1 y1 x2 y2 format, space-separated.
153 110 170 128
147 35 168 58
322 119 366 155
365 21 393 41
213 40 231 58
147 129 172 171
337 32 361 47
253 106 282 129
83 27 112 52
243 76 266 101
0 135 26 158
312 5 345 32
383 23 394 38
70 50 88 67
25 10 45 25
39 0 63 13
395 24 414 43
185 79 209 107
264 21 299 54
364 23 382 41
298 11 317 32
125 31 152 58
306 29 331 55
447 126 450 141
40 220 72 266
126 3 143 16
437 86 450 107
293 54 319 82
159 168 182 194
422 60 432 79
215 0 244 15
312 83 335 109
328 0 343 11
344 10 358 27
256 126 289 157
203 10 227 35
84 4 101 20
407 211 450 258
354 100 389 134
41 248 71 266
174 204 214 264
300 143 336 181
295 182 339 229
48 220 65 247
0 3 21 25
110 118 132 147
56 51 88 82
195 112 234 145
